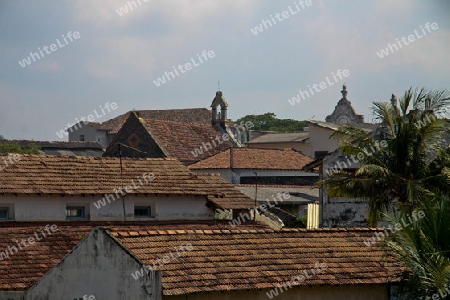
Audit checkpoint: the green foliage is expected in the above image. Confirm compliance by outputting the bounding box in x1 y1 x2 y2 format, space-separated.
285 216 307 228
235 112 308 132
297 215 307 227
385 193 450 299
0 142 41 154
320 87 450 226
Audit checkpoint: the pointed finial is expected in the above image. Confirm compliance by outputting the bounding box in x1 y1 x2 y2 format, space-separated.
341 85 348 99
391 94 397 107
218 81 221 92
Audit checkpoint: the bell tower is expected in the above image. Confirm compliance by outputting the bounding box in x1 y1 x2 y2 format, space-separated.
211 91 228 129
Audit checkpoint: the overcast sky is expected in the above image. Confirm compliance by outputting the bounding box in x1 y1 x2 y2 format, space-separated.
0 0 449 141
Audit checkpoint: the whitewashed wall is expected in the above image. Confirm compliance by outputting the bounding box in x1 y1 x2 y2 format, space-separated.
308 125 339 157
321 152 368 227
27 228 162 300
0 195 214 221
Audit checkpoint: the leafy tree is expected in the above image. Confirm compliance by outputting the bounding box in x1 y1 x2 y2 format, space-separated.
235 112 308 132
0 142 41 154
386 193 450 299
320 88 450 226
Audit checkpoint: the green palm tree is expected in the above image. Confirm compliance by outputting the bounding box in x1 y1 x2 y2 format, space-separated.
386 193 450 299
320 87 450 226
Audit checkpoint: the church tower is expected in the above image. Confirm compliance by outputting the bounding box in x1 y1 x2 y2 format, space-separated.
211 91 228 130
325 85 364 124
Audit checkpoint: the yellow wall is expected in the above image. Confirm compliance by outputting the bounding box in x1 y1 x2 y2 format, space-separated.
164 284 389 300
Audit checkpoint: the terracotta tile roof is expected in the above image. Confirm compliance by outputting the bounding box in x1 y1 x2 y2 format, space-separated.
248 132 309 144
112 228 404 296
0 221 267 291
236 185 319 203
197 174 260 209
98 109 212 134
0 155 255 209
189 148 314 170
143 119 233 165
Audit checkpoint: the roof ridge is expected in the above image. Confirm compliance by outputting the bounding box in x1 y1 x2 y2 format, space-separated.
110 227 383 237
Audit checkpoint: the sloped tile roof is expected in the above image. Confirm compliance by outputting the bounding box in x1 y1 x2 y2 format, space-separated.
143 119 232 165
235 185 319 203
0 155 254 209
248 132 309 144
0 221 266 291
197 174 260 209
189 148 314 170
112 228 404 296
98 109 212 134
0 223 91 290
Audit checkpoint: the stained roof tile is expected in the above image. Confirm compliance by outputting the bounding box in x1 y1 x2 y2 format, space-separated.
143 119 233 165
0 154 255 210
0 221 267 291
189 148 314 170
113 228 404 296
99 109 212 134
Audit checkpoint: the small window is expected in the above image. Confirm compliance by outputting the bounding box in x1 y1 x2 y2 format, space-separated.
97 137 100 142
0 207 9 220
80 135 85 141
134 206 152 218
66 206 85 219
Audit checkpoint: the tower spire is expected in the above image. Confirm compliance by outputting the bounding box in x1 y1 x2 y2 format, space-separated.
341 84 348 100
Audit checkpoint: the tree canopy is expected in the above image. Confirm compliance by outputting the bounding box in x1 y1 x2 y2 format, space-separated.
0 142 41 154
235 112 308 132
320 87 450 298
321 88 450 225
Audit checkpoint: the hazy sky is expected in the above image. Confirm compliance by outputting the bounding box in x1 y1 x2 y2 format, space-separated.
0 0 449 141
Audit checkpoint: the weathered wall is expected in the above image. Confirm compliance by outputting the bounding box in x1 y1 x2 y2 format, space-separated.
190 169 232 182
308 124 339 158
0 195 214 221
0 291 25 299
103 113 166 159
321 152 368 227
164 283 390 300
27 228 162 300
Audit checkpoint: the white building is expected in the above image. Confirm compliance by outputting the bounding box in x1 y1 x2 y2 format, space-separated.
0 154 255 222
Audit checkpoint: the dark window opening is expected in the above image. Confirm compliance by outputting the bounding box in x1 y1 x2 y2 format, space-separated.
135 206 152 218
0 207 9 220
314 151 329 159
66 206 85 219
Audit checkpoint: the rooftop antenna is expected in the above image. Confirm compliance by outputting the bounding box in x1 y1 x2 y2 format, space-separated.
116 142 148 222
117 143 126 222
253 171 258 228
